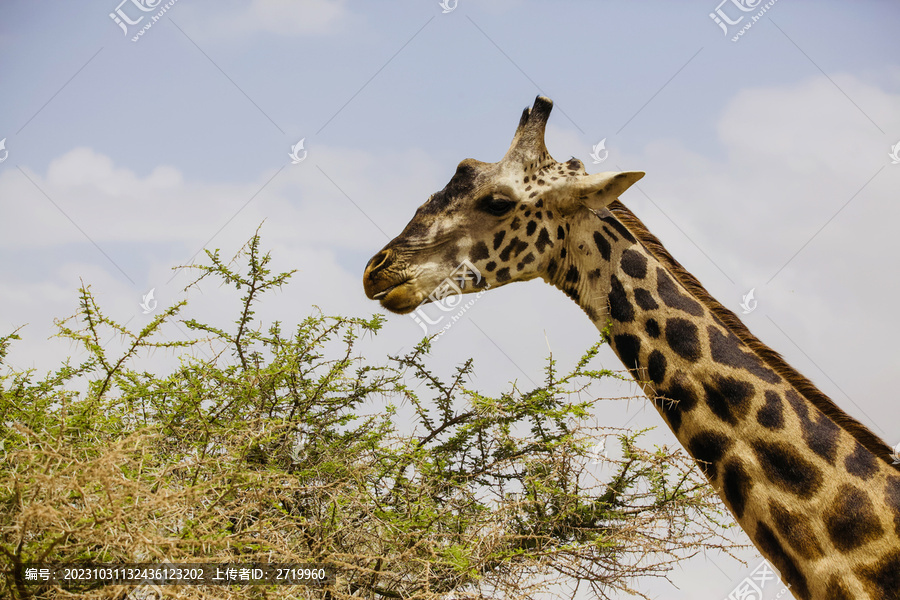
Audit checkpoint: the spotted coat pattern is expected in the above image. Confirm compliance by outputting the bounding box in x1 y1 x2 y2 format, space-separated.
363 97 900 600
580 219 900 599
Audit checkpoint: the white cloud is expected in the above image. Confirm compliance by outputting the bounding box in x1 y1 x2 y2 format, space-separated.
0 144 441 250
0 141 451 376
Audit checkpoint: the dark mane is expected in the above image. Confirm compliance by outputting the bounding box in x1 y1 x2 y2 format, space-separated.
609 200 898 470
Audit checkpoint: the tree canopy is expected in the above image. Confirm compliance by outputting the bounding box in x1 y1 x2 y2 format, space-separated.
1 232 739 600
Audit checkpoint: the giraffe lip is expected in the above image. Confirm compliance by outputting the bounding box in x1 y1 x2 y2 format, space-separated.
371 280 422 314
371 280 410 302
372 286 395 300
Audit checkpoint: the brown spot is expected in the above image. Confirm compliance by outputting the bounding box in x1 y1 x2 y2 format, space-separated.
659 372 698 433
707 325 781 384
753 522 810 600
769 499 823 559
612 334 641 377
857 549 900 599
752 440 823 499
633 288 658 310
535 228 552 253
665 317 701 362
592 231 610 261
499 237 522 262
656 268 703 316
703 375 754 425
823 576 853 600
687 430 733 480
608 274 634 323
824 484 884 552
785 389 840 464
722 458 752 519
471 241 489 262
647 350 666 385
598 213 636 243
756 390 785 430
845 441 878 480
620 249 648 279
513 239 528 257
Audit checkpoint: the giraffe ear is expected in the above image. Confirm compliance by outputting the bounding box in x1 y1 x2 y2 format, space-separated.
552 171 644 214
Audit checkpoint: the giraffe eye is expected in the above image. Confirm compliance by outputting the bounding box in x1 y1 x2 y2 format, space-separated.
481 195 515 216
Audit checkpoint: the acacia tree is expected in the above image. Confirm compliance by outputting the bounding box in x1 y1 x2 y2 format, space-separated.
0 233 738 600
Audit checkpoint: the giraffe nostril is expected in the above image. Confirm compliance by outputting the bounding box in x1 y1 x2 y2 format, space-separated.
368 250 391 273
366 250 397 282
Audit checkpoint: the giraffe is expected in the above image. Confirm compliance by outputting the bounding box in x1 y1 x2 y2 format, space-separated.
362 96 900 599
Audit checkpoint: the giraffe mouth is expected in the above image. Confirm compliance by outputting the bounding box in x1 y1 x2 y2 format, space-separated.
369 279 423 314
371 285 398 300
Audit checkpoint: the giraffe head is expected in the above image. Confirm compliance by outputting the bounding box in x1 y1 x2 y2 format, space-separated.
363 96 644 314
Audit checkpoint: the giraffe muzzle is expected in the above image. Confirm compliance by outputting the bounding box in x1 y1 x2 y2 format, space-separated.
363 249 396 299
363 249 421 313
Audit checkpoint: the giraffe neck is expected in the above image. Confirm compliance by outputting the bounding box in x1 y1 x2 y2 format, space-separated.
543 202 900 600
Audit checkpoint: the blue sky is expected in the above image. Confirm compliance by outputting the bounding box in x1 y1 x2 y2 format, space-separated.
2 1 900 598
